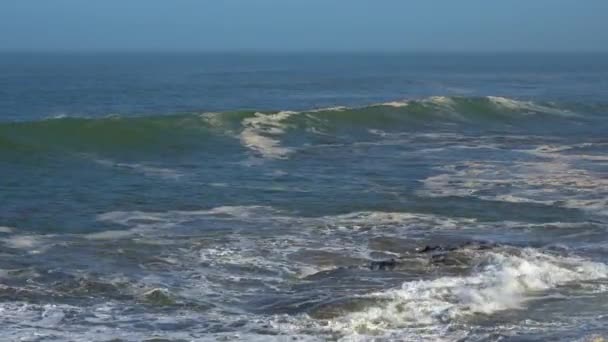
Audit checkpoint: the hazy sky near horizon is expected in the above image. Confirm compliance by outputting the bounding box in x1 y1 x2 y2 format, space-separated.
1 0 607 52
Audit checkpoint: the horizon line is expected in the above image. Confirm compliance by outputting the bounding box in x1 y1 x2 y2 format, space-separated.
2 48 608 55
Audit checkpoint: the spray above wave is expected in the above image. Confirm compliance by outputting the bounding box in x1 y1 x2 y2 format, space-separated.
0 96 591 158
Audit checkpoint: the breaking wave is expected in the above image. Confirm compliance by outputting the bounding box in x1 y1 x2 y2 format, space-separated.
326 248 608 339
0 96 598 158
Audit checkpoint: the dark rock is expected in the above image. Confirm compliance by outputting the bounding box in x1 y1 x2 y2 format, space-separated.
142 288 175 306
369 258 397 271
418 241 499 254
417 245 445 253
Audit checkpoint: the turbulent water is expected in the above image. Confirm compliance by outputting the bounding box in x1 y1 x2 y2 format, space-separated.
1 53 608 341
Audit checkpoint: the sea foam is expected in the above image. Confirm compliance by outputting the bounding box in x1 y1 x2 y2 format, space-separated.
328 249 608 337
240 111 296 159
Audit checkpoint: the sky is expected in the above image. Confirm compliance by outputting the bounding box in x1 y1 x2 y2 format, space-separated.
1 0 607 52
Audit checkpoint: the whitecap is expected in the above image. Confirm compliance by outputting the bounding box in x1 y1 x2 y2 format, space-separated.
327 249 608 336
308 106 349 113
378 101 409 108
487 96 576 117
239 111 296 159
425 95 457 106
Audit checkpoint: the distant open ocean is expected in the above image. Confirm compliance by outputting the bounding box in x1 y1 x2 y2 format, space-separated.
1 52 608 341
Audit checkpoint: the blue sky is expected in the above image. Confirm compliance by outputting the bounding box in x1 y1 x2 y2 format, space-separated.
1 0 607 52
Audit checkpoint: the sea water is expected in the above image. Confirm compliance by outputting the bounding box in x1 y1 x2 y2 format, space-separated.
1 52 608 341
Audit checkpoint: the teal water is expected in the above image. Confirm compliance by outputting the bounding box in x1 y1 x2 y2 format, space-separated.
1 53 608 341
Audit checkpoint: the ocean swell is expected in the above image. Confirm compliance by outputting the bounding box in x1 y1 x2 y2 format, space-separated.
0 96 595 159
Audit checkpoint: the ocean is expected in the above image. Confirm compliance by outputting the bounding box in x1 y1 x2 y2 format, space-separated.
1 52 608 341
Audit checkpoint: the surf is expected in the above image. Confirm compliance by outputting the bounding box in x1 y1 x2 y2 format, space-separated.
0 96 594 159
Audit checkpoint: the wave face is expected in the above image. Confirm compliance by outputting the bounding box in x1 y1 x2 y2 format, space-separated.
0 96 601 158
0 114 217 152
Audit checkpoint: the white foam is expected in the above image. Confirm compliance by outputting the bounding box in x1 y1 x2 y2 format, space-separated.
96 210 167 226
96 205 290 236
0 302 213 342
240 129 293 159
120 163 183 180
487 96 576 116
21 203 606 340
324 211 476 231
308 106 348 113
575 335 608 342
94 206 464 289
379 101 409 108
47 113 69 119
199 111 226 128
2 235 44 250
419 144 608 217
425 96 457 106
526 143 608 162
240 111 296 159
93 158 183 180
84 229 137 240
193 205 280 218
96 205 477 246
199 244 298 279
328 249 608 336
488 96 533 110
0 226 14 233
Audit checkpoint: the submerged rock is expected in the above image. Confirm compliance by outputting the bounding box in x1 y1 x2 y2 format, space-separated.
142 288 175 306
417 241 499 254
303 240 503 280
417 245 448 253
369 258 397 271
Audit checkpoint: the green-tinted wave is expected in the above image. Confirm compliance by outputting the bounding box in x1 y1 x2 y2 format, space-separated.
0 114 219 153
0 96 595 155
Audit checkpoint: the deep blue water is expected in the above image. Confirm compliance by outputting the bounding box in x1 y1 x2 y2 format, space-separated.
1 53 608 341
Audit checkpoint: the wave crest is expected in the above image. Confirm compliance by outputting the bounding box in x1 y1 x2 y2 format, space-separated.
0 96 589 158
